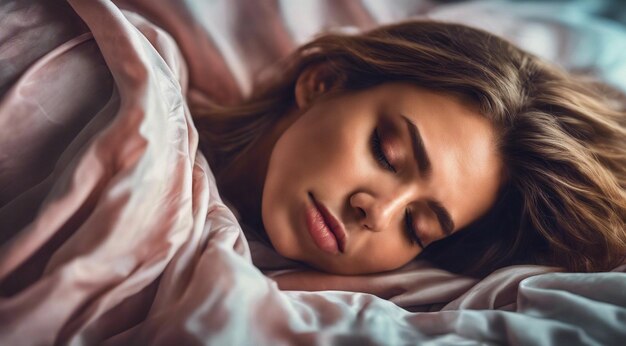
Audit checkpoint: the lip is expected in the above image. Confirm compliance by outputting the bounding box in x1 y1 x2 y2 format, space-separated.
306 192 347 254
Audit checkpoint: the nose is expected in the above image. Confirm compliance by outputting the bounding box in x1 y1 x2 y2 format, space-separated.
349 190 411 232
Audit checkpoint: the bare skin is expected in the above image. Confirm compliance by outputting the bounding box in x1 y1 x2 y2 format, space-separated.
221 68 503 275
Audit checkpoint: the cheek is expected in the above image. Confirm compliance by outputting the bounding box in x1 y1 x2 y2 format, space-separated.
345 235 420 273
261 114 350 259
274 116 365 187
260 132 305 259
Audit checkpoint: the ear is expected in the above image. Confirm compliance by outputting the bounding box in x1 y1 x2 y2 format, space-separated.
294 63 342 110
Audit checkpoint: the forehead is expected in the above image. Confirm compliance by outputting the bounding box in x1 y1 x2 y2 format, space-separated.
371 83 503 230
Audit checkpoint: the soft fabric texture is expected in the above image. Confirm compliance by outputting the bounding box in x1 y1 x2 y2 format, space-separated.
1 0 625 345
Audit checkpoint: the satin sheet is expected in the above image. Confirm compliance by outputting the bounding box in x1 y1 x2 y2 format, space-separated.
1 0 625 345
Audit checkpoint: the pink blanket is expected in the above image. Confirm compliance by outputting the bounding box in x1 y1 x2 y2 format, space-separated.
1 0 625 344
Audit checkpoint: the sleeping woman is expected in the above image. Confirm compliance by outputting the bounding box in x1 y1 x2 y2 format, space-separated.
193 21 626 277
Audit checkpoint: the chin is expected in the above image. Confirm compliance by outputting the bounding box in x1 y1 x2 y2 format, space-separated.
304 258 353 275
268 233 304 262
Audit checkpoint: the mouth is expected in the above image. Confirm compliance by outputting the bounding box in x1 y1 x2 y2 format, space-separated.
306 192 347 255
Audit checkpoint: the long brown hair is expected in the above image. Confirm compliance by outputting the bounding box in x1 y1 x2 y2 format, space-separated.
193 20 626 276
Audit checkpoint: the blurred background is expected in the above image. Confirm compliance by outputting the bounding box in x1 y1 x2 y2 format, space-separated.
113 0 626 101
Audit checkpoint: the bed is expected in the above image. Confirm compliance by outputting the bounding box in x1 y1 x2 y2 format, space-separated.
1 0 625 344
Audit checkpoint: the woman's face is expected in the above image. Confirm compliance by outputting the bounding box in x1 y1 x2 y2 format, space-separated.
262 82 503 275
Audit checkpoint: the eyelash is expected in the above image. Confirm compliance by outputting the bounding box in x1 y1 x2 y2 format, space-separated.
371 129 396 173
371 129 424 248
404 210 424 248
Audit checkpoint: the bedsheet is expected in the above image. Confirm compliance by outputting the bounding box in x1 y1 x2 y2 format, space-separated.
0 0 625 345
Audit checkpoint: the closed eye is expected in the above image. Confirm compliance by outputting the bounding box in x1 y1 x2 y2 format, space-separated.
371 129 396 173
404 210 424 248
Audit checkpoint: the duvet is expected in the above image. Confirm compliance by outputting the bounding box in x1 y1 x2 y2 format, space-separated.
0 0 625 345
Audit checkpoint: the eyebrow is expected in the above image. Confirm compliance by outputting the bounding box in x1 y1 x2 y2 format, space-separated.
428 200 455 236
402 115 455 236
402 116 432 178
